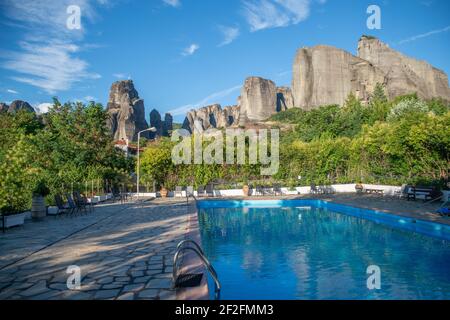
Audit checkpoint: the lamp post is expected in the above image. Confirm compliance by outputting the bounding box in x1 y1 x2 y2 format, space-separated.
137 127 157 202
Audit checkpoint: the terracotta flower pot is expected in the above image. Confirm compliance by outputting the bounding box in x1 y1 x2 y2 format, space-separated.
160 187 168 198
243 185 249 197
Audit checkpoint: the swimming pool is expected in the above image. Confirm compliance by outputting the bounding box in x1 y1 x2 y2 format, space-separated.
197 200 450 300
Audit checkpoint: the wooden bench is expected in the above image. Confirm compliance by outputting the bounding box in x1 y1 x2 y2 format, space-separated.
407 186 441 201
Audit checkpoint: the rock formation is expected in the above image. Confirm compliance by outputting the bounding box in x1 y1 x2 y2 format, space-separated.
0 102 9 112
2 100 35 113
276 87 294 111
292 45 386 109
149 109 163 138
163 113 173 136
143 36 450 132
292 37 450 110
357 36 450 101
148 109 173 138
239 77 278 121
106 80 149 141
182 104 240 133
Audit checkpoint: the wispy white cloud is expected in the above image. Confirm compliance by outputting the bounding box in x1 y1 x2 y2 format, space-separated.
0 0 108 93
2 41 101 94
163 0 181 8
218 26 240 47
6 89 18 94
113 73 131 79
84 95 96 101
181 43 200 56
242 0 312 32
276 70 291 77
34 102 53 114
168 85 241 116
397 25 450 45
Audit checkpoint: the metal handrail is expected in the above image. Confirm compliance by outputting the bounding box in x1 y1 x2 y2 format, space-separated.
186 192 197 205
173 240 221 300
177 239 204 255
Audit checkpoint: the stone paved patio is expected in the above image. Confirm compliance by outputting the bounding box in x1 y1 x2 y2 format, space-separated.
0 199 189 300
0 193 446 300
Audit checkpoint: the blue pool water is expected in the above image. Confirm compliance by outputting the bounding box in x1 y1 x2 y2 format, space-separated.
197 200 450 300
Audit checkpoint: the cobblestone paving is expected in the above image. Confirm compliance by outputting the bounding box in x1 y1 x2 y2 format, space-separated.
0 200 189 300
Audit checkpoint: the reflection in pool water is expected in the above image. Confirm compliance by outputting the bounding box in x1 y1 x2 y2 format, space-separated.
198 203 450 300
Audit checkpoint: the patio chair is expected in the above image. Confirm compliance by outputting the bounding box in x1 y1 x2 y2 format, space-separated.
54 194 70 216
273 184 283 196
197 186 206 197
186 186 194 197
255 185 264 196
72 191 88 214
265 186 275 196
175 186 183 198
310 183 318 194
81 193 94 212
112 187 123 203
205 184 214 197
394 184 408 199
73 191 87 212
65 193 79 216
74 191 93 213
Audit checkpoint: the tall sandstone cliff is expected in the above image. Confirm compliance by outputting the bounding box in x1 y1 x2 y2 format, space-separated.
292 45 386 109
357 37 450 101
239 77 278 121
292 37 450 109
182 104 240 133
106 80 149 141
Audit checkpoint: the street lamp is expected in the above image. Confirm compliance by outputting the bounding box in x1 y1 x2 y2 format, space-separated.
137 127 157 202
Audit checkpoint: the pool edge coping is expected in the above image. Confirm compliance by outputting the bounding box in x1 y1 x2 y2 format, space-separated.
175 209 210 300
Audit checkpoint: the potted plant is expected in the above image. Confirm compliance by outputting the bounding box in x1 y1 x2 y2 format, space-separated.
160 186 168 198
1 205 26 232
31 180 50 220
355 182 364 194
242 182 250 197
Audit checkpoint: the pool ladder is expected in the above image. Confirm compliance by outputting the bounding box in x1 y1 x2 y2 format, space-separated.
173 240 221 300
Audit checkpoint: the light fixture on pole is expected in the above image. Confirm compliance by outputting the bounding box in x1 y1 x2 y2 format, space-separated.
137 127 157 202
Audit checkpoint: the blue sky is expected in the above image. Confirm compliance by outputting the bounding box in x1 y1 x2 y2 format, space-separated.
0 0 449 122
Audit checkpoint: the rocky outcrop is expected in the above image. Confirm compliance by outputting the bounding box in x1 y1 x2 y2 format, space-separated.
106 80 149 141
0 103 9 112
276 87 294 111
292 37 450 110
5 100 35 113
150 109 163 138
163 113 173 136
239 77 278 121
179 36 450 124
223 105 241 127
182 104 240 133
148 109 173 138
292 45 386 109
357 36 450 101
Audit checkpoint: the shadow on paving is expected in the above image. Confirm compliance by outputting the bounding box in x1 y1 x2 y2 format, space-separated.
0 201 190 300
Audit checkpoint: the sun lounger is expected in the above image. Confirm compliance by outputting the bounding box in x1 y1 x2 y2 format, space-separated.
273 184 283 196
197 186 206 197
205 184 214 197
175 186 183 198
